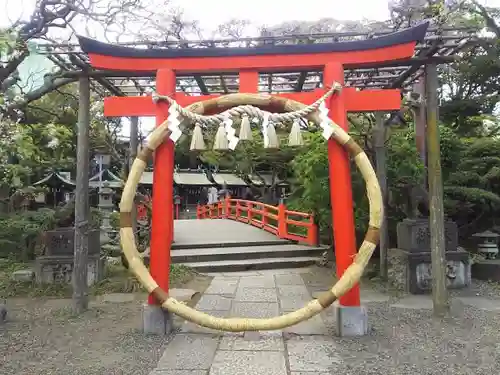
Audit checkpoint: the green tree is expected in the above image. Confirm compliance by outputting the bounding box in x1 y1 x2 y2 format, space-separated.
444 137 500 236
199 126 300 200
288 120 425 245
0 84 124 190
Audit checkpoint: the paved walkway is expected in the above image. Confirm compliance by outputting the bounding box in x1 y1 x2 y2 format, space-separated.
149 269 500 375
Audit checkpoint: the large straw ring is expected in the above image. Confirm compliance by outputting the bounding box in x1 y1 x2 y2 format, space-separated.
119 93 383 332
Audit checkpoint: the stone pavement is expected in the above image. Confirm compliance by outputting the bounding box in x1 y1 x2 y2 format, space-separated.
148 269 500 375
148 269 390 375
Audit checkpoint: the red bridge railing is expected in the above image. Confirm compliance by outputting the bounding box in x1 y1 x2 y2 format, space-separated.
196 197 318 246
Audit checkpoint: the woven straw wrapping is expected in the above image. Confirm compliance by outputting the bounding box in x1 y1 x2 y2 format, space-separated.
119 93 383 332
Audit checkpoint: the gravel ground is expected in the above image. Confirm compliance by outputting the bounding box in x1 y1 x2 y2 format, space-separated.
323 301 500 374
0 275 211 375
304 266 500 375
0 294 170 375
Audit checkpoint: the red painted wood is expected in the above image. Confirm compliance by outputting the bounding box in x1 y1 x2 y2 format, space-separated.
239 71 259 93
104 89 401 117
148 68 176 305
197 199 317 246
343 88 402 112
104 96 156 117
324 62 360 307
88 42 416 72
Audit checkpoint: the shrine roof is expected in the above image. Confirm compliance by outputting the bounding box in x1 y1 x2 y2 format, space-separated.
88 169 124 188
77 22 428 59
39 22 479 96
248 174 286 186
33 172 75 188
33 170 125 189
211 173 248 187
89 169 122 182
174 171 212 186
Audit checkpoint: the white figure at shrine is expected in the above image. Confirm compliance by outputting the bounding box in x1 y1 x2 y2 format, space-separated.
207 185 218 204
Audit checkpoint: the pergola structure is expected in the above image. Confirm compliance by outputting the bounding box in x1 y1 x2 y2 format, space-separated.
40 23 477 96
49 22 479 322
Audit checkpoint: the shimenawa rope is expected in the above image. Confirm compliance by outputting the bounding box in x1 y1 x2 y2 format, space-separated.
152 82 342 126
119 91 383 332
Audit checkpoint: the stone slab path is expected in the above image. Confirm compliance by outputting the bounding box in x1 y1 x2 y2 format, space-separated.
149 269 500 375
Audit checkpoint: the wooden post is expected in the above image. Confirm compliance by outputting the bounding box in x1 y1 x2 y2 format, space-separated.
225 195 230 218
277 202 287 239
129 116 139 236
374 112 389 281
414 79 428 187
72 76 91 314
425 63 450 316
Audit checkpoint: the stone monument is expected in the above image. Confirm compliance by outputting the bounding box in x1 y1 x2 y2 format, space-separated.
388 184 470 294
34 227 105 285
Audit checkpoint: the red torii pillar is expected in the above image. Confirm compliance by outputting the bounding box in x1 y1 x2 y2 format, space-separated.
78 22 425 335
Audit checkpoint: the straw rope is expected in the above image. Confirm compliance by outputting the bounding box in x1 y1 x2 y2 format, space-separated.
153 82 342 126
119 92 383 332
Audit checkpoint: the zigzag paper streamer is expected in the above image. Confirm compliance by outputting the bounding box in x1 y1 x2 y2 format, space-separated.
261 112 270 148
318 101 334 140
167 105 182 143
223 117 239 150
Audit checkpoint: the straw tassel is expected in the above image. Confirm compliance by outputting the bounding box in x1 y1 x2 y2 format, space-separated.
213 123 229 150
288 119 304 146
190 123 206 151
239 114 253 141
265 122 280 149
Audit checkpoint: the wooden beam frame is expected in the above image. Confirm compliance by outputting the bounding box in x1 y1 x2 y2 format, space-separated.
103 88 402 117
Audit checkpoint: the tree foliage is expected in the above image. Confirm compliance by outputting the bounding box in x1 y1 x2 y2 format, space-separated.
288 122 425 245
444 138 500 234
0 84 122 189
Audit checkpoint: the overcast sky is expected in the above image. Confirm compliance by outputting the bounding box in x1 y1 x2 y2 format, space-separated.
3 0 500 32
1 0 390 30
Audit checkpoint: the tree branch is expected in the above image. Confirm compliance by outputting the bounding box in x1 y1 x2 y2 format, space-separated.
469 0 500 37
5 76 76 113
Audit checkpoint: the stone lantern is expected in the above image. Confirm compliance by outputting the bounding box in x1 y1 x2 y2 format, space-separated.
472 230 499 259
94 150 113 244
98 182 115 245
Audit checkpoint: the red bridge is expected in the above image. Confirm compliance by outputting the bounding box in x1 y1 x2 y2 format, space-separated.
169 199 324 272
196 198 318 246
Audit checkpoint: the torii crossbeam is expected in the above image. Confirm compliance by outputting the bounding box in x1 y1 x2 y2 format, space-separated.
78 21 428 335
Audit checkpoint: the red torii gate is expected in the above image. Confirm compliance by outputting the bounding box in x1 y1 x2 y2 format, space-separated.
78 21 428 313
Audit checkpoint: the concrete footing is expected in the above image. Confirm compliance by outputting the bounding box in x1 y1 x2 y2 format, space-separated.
333 304 368 337
142 303 173 335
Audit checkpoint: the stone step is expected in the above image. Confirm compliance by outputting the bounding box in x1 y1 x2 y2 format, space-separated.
171 239 291 250
181 256 320 273
171 244 325 264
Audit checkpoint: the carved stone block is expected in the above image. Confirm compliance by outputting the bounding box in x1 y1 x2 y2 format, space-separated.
388 248 471 294
396 218 458 252
44 228 100 256
471 259 500 282
34 254 105 286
